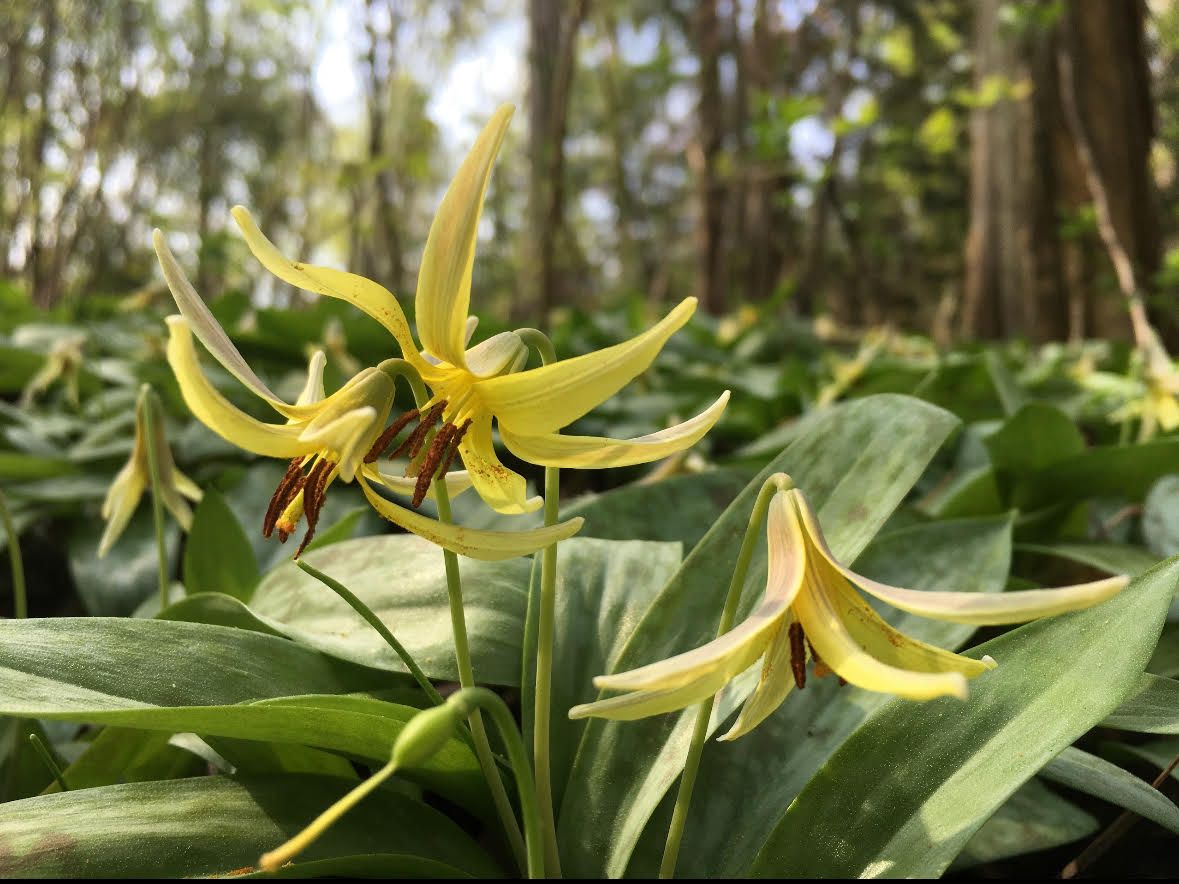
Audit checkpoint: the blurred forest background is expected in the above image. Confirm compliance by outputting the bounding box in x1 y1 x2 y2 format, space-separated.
2 0 1179 344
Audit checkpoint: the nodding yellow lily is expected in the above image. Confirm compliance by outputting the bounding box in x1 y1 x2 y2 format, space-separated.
151 233 583 561
227 103 729 516
99 386 202 558
569 483 1128 740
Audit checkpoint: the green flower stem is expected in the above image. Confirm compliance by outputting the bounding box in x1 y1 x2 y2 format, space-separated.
139 387 170 610
0 488 26 619
28 733 68 792
295 560 444 707
433 478 528 873
518 326 563 877
659 473 794 878
533 464 563 876
449 687 546 879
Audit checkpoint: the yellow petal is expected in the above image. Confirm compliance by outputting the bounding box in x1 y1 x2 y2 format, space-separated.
357 474 581 561
477 298 696 436
792 578 971 702
459 415 542 515
593 492 805 695
568 670 737 722
465 331 527 379
416 105 513 369
230 207 435 379
171 469 204 503
296 351 327 406
98 464 145 558
499 392 729 468
363 465 475 501
718 615 796 741
792 489 1129 625
165 316 311 459
298 406 378 483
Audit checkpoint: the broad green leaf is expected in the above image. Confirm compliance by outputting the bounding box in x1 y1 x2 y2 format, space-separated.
249 535 532 685
1024 438 1179 508
986 403 1084 481
983 350 1028 417
68 507 180 616
46 726 202 793
0 775 503 878
183 489 259 601
304 506 367 553
1116 737 1179 781
922 465 1003 519
627 514 1013 877
236 854 477 878
749 556 1179 877
0 452 77 481
1040 746 1179 835
520 538 683 810
1017 541 1159 577
1103 674 1179 734
952 778 1097 869
1150 623 1179 678
0 719 57 801
558 394 960 878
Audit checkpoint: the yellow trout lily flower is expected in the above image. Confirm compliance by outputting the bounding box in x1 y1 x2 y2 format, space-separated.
99 385 202 558
570 482 1128 740
226 104 729 516
152 232 582 561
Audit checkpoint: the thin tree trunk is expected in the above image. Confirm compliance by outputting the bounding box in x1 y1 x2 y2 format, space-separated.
691 0 726 315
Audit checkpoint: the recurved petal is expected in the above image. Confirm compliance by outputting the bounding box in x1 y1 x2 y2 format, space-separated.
166 316 311 460
499 391 730 468
363 465 475 501
154 230 312 417
415 105 513 369
792 489 1130 625
459 415 542 515
477 298 697 436
718 616 796 741
230 207 435 378
296 351 327 407
465 331 527 379
792 579 972 702
357 474 582 561
298 406 378 483
568 669 737 722
171 468 204 503
98 464 145 558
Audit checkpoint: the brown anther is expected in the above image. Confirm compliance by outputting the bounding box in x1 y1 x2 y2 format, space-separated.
788 622 807 690
263 458 308 538
390 401 446 460
364 408 420 463
412 423 456 507
807 638 832 678
436 419 472 479
294 459 334 558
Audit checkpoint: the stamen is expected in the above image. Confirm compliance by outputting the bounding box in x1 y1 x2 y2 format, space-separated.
436 419 472 479
788 621 807 690
390 401 446 460
264 458 308 538
364 408 420 463
294 459 334 558
807 638 846 687
412 424 455 507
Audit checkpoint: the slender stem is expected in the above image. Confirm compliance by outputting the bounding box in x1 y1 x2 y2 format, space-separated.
260 756 400 872
452 687 546 879
295 560 444 707
519 326 564 876
0 488 26 619
433 479 528 873
659 474 793 879
533 464 563 876
28 733 68 792
139 388 170 610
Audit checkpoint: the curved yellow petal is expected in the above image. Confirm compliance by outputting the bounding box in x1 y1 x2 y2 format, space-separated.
499 391 729 468
459 414 542 515
298 406 378 483
465 331 527 379
98 464 145 558
568 669 737 722
230 207 436 379
296 351 327 407
165 316 310 459
358 474 581 560
416 105 513 369
363 465 475 501
793 490 1130 625
154 230 318 419
478 298 697 436
718 615 796 741
171 469 204 503
792 578 971 702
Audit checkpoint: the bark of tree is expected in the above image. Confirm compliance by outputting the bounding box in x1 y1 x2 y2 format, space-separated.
527 0 588 321
29 0 59 307
690 0 726 315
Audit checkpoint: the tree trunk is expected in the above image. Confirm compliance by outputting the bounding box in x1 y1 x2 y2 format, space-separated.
691 0 726 315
